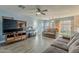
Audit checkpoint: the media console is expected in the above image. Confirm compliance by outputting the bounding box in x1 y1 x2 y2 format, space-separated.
6 31 27 44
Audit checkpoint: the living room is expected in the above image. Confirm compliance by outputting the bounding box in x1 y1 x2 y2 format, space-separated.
0 5 79 53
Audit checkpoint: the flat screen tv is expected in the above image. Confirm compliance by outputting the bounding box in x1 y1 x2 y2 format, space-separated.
3 19 23 33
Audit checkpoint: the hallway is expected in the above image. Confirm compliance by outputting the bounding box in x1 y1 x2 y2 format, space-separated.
0 34 54 53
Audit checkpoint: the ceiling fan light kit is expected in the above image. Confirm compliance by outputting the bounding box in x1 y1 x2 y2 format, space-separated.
36 12 41 15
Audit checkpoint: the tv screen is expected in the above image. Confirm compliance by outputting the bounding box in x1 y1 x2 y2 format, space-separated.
3 28 23 33
3 19 23 33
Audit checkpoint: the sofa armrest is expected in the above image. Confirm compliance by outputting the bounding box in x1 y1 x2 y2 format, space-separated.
51 39 68 51
51 42 68 51
43 46 67 53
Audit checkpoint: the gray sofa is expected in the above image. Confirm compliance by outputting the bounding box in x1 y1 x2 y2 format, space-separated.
43 32 79 53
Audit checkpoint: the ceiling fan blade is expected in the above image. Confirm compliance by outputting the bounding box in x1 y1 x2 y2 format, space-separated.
18 5 25 9
41 12 46 15
37 8 41 12
42 9 48 12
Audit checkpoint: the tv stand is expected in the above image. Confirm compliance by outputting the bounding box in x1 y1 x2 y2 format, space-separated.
6 31 27 44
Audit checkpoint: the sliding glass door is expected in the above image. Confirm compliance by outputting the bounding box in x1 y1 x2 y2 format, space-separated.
60 20 71 38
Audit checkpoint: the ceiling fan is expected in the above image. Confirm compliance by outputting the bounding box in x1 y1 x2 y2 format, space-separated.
36 8 48 15
18 5 48 15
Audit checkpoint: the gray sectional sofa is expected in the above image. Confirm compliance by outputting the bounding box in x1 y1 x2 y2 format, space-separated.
43 32 79 53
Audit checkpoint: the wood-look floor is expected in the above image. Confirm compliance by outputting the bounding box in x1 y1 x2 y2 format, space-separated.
0 34 54 53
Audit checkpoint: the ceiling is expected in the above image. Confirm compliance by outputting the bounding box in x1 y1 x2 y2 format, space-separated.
0 5 79 19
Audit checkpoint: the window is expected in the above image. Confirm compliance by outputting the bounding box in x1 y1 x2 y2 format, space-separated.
43 20 55 31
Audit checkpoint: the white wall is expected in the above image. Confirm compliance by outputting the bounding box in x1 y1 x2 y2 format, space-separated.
0 10 36 27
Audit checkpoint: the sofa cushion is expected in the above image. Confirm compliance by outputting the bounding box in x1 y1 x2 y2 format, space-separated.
51 40 68 51
67 33 79 48
69 39 79 52
43 46 67 53
71 32 78 40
